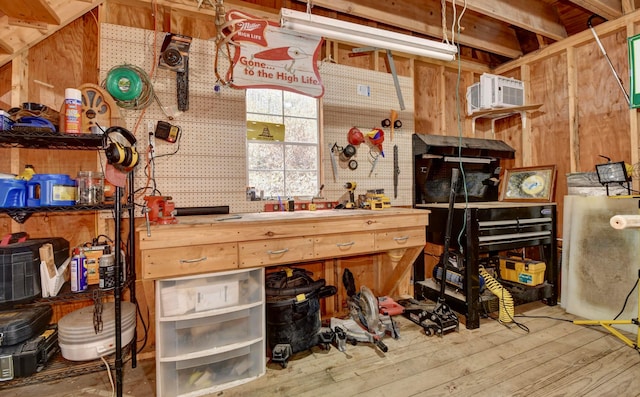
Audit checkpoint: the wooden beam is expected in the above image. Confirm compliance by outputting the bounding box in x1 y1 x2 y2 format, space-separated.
495 7 640 74
292 0 523 59
567 46 579 173
381 246 423 297
0 0 61 25
446 0 568 41
9 50 27 233
0 0 104 68
566 0 623 21
621 0 636 13
8 17 49 31
107 0 277 20
0 24 14 54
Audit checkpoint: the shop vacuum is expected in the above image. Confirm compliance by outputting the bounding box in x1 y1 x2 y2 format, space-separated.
265 268 336 368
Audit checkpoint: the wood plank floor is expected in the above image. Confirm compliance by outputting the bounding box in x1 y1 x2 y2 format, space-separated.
3 303 640 397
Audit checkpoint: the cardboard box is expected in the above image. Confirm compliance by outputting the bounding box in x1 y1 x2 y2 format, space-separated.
82 245 110 285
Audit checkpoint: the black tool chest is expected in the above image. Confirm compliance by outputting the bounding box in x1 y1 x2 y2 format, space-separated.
414 202 558 329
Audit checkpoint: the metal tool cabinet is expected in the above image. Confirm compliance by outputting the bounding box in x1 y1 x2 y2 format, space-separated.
414 202 558 329
0 129 137 396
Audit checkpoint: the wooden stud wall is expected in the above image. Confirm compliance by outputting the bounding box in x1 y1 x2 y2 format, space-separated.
494 12 640 238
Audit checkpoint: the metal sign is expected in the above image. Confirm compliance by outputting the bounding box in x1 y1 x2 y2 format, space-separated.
225 10 325 98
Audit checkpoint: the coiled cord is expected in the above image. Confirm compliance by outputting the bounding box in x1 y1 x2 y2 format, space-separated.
103 64 155 110
480 267 514 324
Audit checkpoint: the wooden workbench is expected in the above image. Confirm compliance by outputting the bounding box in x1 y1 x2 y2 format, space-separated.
134 208 429 353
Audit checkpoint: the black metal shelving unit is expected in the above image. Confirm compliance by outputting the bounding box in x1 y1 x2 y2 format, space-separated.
0 129 105 149
0 129 137 397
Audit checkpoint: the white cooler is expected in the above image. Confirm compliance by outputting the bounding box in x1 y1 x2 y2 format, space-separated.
58 301 136 361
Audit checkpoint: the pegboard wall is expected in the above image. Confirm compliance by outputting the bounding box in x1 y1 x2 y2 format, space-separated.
319 62 414 207
100 23 414 215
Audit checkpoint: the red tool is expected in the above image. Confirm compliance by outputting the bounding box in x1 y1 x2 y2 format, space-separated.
143 196 178 225
347 127 365 146
378 296 405 316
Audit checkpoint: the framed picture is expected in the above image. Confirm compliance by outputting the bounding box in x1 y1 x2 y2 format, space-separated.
499 165 557 202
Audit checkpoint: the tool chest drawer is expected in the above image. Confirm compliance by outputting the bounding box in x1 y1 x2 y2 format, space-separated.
142 242 238 279
239 237 313 267
314 232 375 259
375 227 426 251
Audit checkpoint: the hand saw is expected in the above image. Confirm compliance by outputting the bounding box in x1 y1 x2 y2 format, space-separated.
329 142 339 182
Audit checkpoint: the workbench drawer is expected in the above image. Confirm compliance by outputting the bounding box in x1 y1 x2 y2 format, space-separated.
239 237 314 267
375 227 426 251
142 243 238 279
314 232 375 259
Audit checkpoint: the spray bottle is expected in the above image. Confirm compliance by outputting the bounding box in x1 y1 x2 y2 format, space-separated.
61 88 82 134
70 247 87 292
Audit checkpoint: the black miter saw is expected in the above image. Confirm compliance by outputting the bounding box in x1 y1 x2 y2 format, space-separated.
328 269 399 353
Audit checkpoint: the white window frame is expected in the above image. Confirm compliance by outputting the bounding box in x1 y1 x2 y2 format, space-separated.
246 89 320 200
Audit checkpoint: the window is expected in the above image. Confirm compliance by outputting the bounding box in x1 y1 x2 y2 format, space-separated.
246 89 319 199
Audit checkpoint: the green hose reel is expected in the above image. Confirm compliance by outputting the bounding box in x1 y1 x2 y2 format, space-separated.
105 66 143 101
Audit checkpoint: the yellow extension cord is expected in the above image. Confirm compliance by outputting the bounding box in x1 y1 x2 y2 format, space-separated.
480 267 514 324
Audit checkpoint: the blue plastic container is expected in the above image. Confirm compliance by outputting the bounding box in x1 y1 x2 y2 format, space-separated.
27 174 76 207
0 179 26 208
0 110 13 131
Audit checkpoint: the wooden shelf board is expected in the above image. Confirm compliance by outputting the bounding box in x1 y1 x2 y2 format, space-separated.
469 104 542 119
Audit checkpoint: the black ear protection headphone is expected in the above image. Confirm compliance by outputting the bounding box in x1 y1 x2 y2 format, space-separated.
104 126 139 169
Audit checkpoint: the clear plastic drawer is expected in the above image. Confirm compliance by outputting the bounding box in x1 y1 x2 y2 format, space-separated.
158 305 263 358
158 268 263 318
157 341 265 396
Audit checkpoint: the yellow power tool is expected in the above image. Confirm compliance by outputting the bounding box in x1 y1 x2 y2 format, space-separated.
344 182 357 209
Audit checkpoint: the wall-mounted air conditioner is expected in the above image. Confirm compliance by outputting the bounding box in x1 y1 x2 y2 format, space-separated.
466 82 481 115
466 73 525 115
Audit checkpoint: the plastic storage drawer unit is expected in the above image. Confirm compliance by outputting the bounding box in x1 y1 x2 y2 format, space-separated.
155 267 265 397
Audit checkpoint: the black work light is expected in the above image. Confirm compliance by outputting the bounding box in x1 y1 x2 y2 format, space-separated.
595 161 630 196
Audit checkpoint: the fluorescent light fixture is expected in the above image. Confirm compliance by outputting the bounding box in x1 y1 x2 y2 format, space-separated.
280 8 457 61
